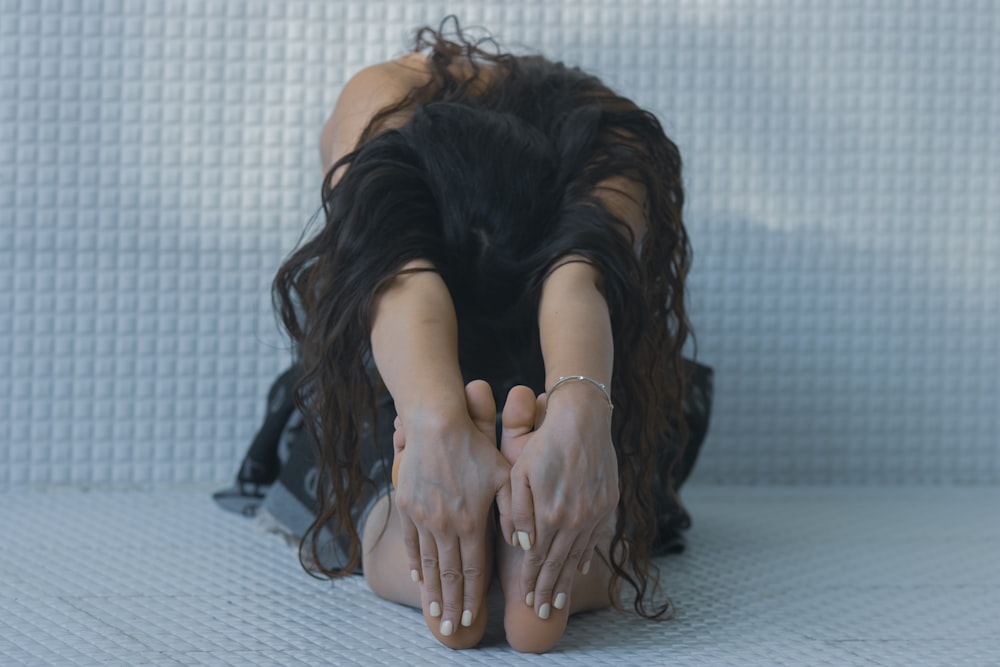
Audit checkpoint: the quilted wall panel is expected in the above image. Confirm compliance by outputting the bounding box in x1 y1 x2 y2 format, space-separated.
1 0 997 487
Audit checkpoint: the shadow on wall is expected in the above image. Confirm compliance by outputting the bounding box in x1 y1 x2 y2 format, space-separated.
686 211 998 485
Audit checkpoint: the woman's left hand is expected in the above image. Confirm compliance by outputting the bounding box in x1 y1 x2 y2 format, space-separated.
503 382 619 618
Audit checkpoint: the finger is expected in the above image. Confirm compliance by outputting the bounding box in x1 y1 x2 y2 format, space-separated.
510 466 536 554
510 467 543 606
527 530 578 619
435 534 464 637
501 386 536 547
399 512 422 586
550 530 592 612
580 511 616 575
458 528 487 628
495 474 515 555
391 419 404 487
517 525 552 613
417 529 443 620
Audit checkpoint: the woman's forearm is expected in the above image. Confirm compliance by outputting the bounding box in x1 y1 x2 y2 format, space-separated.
537 260 614 402
370 263 513 642
370 263 469 427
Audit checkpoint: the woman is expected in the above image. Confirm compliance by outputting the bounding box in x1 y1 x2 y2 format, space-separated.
271 21 704 652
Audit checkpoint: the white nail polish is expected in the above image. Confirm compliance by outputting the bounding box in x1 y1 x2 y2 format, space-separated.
554 592 566 610
539 603 551 620
461 609 473 627
429 601 441 618
582 560 591 575
440 619 454 636
410 569 419 583
516 531 532 550
511 531 518 547
525 591 534 607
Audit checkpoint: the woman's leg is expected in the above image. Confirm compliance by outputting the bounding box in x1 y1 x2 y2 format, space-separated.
362 382 614 652
360 381 497 650
496 386 614 654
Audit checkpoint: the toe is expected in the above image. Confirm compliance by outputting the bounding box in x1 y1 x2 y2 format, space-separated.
500 386 537 463
465 380 497 440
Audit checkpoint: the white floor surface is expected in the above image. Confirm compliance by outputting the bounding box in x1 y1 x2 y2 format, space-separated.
2 485 998 666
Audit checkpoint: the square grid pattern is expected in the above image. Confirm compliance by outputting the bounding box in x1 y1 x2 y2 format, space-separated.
1 2 997 484
4 2 998 664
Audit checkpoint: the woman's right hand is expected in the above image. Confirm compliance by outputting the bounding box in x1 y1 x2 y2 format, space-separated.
370 265 511 637
392 384 513 637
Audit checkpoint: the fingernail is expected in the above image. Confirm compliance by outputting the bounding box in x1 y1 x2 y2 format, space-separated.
410 569 419 583
429 601 441 618
440 619 454 636
539 603 551 620
511 531 518 547
516 531 531 551
525 591 534 607
461 609 473 627
554 592 567 610
582 560 591 575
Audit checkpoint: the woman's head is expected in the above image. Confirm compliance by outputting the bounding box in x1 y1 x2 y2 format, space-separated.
329 101 563 317
405 102 561 312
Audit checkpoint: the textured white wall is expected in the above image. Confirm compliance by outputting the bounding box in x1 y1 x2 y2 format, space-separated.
1 0 997 488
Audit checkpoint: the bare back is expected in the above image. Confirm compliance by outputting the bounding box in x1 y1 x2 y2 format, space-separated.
320 53 494 180
318 53 649 248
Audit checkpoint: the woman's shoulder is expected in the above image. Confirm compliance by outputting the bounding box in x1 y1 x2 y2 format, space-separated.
319 51 509 176
318 48 616 180
318 54 435 175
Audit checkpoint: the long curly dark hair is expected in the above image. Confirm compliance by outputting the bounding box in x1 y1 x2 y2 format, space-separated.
273 18 692 619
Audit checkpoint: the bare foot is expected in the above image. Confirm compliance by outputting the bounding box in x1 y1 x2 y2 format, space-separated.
387 380 497 649
495 386 571 653
496 386 616 653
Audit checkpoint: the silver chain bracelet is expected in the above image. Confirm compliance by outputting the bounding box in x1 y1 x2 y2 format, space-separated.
547 375 614 413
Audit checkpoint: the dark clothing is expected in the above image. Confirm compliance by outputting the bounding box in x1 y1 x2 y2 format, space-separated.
214 357 712 569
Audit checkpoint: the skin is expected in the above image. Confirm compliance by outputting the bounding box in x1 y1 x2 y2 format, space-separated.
321 52 648 652
363 381 615 652
366 262 618 652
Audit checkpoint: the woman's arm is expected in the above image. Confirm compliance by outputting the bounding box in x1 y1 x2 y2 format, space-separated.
504 259 620 619
319 54 430 180
537 260 614 392
370 261 513 638
318 51 497 181
370 262 468 423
